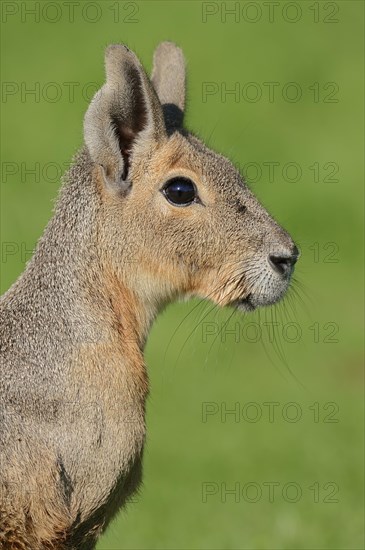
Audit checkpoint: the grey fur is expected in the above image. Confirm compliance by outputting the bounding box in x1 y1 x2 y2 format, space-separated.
151 41 186 130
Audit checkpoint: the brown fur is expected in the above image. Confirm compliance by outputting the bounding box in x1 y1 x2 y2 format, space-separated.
0 42 298 548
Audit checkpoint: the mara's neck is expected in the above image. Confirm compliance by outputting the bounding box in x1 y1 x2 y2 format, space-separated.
9 148 159 355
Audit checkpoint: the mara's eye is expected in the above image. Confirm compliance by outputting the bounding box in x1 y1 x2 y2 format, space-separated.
162 178 197 206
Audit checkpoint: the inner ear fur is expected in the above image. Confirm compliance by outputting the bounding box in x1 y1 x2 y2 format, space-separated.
84 44 166 188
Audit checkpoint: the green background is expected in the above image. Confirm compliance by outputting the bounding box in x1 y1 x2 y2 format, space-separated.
1 1 363 549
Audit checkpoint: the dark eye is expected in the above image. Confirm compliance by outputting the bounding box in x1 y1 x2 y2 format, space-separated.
162 177 197 206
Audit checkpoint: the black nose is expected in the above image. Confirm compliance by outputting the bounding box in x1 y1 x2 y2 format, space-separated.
269 245 299 277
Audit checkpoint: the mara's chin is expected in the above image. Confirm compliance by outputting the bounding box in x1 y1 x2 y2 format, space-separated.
231 294 257 312
231 287 290 312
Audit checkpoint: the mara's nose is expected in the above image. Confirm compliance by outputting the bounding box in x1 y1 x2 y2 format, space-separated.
269 245 299 277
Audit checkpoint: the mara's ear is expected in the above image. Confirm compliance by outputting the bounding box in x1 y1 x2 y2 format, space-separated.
84 44 166 190
151 41 186 132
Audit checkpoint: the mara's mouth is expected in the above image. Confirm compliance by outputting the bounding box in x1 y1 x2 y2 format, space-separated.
216 259 296 313
228 279 290 312
230 294 256 312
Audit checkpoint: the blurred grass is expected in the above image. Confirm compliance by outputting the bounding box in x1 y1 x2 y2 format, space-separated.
1 1 364 549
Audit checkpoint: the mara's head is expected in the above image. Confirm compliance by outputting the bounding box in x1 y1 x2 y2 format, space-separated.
84 43 298 313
